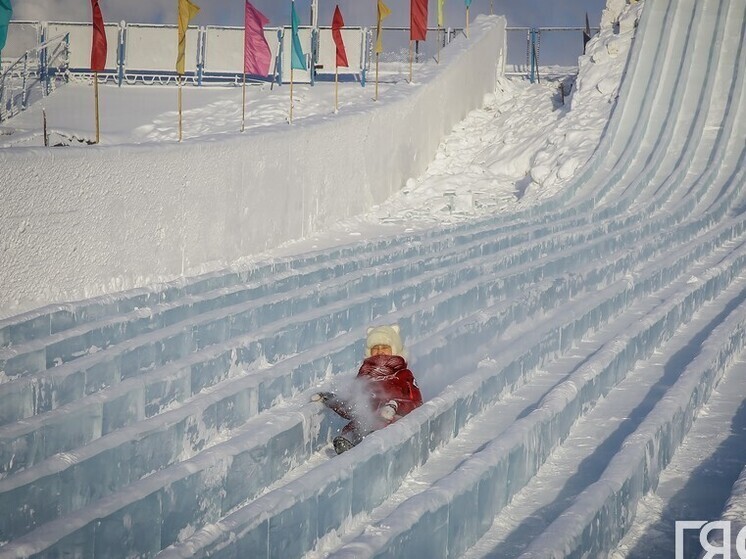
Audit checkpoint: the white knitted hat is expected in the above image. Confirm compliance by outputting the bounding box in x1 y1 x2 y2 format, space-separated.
365 324 404 357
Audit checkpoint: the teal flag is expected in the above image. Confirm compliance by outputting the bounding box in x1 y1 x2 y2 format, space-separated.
0 0 12 60
464 0 472 6
290 1 306 70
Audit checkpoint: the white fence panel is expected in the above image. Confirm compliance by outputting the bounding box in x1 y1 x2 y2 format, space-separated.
3 21 370 85
316 27 366 76
3 22 41 63
280 27 313 84
46 22 119 71
202 26 280 76
124 24 200 73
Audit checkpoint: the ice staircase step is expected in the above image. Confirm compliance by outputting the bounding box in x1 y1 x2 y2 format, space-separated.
0 218 527 372
0 212 614 421
160 233 746 559
0 227 552 420
518 298 746 559
322 255 746 559
0 208 740 552
0 237 649 544
2 201 737 483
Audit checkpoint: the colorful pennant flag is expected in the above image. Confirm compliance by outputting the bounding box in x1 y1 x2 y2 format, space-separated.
437 0 445 28
244 0 271 75
0 0 12 62
290 1 306 70
375 0 391 54
332 5 348 68
410 0 428 42
176 0 200 74
90 0 107 71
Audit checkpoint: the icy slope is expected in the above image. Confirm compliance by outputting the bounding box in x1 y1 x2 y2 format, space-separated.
1 0 745 557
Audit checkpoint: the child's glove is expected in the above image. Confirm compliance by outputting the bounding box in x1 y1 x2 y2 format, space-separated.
311 391 335 403
379 400 398 421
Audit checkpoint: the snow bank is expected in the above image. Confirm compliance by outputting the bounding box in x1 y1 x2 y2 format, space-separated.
0 16 506 319
360 1 644 226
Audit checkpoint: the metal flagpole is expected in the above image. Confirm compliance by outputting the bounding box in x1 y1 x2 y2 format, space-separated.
409 40 414 82
178 75 183 141
241 72 247 132
311 0 319 28
94 72 100 143
43 107 48 146
375 52 380 101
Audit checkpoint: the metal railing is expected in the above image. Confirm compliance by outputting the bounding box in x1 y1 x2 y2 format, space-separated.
0 22 599 113
369 25 598 82
2 21 368 89
0 33 69 122
505 26 600 82
2 21 462 90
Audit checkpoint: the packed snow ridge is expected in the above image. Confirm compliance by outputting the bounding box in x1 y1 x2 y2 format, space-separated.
1 0 746 558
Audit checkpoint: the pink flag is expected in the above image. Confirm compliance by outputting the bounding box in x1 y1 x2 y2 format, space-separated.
244 0 271 76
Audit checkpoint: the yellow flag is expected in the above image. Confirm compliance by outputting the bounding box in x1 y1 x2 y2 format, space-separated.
438 0 446 27
375 0 391 54
176 0 200 74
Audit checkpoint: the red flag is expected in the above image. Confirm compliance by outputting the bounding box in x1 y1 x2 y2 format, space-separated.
410 0 428 41
244 0 271 75
90 0 107 71
332 5 348 68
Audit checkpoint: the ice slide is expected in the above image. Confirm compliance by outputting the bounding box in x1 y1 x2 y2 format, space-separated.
0 0 745 557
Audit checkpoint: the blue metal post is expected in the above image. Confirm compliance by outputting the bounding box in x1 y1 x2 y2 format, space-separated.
39 26 47 95
197 26 205 86
21 53 28 109
360 28 369 87
62 33 70 85
117 24 125 87
310 28 317 86
276 29 283 85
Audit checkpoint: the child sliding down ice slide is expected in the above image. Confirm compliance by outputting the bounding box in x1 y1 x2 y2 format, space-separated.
312 325 423 454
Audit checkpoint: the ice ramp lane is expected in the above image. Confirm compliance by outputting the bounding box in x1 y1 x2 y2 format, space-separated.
0 0 745 558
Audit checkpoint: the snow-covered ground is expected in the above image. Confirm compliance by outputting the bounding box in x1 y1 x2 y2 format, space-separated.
1 0 745 557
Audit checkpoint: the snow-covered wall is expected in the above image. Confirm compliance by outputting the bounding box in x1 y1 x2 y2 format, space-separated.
0 16 506 319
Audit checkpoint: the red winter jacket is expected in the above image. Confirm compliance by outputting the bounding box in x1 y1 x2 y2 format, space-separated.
356 354 423 420
325 355 423 426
